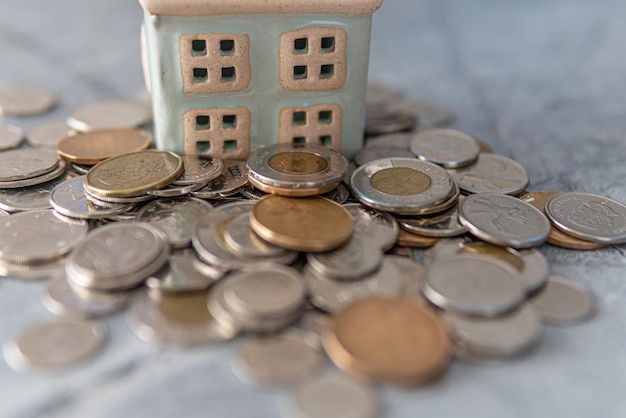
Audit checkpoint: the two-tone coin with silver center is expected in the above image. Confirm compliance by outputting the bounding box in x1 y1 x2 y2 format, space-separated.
448 153 529 195
410 129 480 168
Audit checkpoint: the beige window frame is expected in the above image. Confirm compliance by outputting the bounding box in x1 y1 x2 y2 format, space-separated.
279 27 347 91
179 33 251 94
278 104 342 151
183 107 251 160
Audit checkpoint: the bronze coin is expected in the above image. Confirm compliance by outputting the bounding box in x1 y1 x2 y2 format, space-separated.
56 129 153 165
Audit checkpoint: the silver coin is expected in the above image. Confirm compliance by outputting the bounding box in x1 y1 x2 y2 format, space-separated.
422 237 470 267
545 192 626 244
0 210 88 264
299 311 332 351
353 147 415 167
0 123 24 150
365 110 416 136
0 86 56 116
206 279 243 335
172 154 224 185
145 181 207 197
423 254 526 316
0 175 65 213
445 304 541 359
3 318 105 372
192 160 249 198
127 290 236 345
0 257 66 280
0 159 67 189
66 222 169 291
42 273 129 318
67 100 152 132
530 276 595 325
350 158 456 215
239 184 265 200
384 255 427 303
145 249 225 293
247 143 348 190
50 176 134 219
366 81 403 108
0 148 59 182
223 212 289 258
364 132 412 150
291 373 379 418
26 121 73 148
192 201 298 270
305 259 405 313
448 153 529 195
343 203 399 251
84 187 156 204
388 99 455 129
307 239 383 281
459 193 550 248
396 198 467 238
234 332 325 387
321 184 350 204
410 129 480 168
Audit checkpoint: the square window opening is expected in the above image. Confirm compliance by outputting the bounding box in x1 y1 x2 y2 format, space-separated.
294 65 308 80
220 39 235 55
292 111 307 127
294 38 308 54
319 110 333 124
319 136 332 148
196 115 210 130
192 40 207 56
321 37 335 53
196 141 212 154
292 137 306 145
320 64 334 79
223 140 238 154
193 68 208 83
221 67 236 83
223 115 237 129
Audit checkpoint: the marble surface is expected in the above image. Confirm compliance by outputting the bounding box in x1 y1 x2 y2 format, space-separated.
1 0 626 417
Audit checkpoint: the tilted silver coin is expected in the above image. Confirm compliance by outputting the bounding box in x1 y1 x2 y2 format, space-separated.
172 154 224 185
410 128 480 168
26 121 73 148
448 153 529 195
191 159 249 198
343 203 399 251
350 158 456 215
365 110 416 136
0 123 24 150
0 210 88 264
384 255 427 303
305 259 405 313
396 198 467 238
364 132 412 150
223 212 289 258
423 254 526 317
459 193 550 248
306 239 383 281
0 159 67 189
0 175 65 212
545 192 626 244
0 257 66 280
3 318 105 372
0 86 56 116
0 148 59 182
145 181 207 197
67 100 152 132
145 249 226 293
530 276 595 325
353 147 415 167
50 176 134 219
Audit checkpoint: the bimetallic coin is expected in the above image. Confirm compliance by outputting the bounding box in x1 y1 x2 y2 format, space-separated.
459 193 550 248
545 192 626 244
0 87 56 116
191 160 248 198
56 129 153 165
26 121 73 148
3 318 105 372
0 123 24 150
396 198 467 238
0 148 59 182
448 153 529 195
145 249 225 293
67 100 152 132
410 129 480 168
250 196 354 252
423 254 526 316
530 276 595 325
351 158 456 215
343 203 399 251
323 296 451 384
50 176 134 219
84 150 184 198
172 154 224 185
307 239 382 281
353 147 415 167
223 213 289 258
0 176 65 212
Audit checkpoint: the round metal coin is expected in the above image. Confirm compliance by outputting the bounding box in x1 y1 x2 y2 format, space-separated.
448 153 529 195
0 176 65 212
0 123 24 150
223 212 289 257
26 121 72 148
67 100 152 132
56 129 153 165
343 203 399 251
0 87 56 116
0 148 60 182
410 128 480 168
396 198 467 238
191 159 248 198
172 154 224 185
530 276 595 325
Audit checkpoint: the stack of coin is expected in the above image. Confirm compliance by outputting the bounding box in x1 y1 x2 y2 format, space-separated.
0 148 66 189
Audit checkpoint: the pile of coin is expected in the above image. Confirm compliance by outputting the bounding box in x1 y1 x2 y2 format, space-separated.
1 82 624 418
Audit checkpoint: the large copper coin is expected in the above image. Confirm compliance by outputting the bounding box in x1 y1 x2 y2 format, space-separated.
250 196 353 252
323 296 451 385
57 129 152 165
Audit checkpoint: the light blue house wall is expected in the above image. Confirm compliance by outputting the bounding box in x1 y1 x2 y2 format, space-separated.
143 13 373 159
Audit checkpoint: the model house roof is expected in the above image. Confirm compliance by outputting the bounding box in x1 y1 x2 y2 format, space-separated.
139 0 383 17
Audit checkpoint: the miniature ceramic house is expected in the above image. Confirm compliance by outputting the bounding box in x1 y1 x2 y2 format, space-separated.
139 0 383 160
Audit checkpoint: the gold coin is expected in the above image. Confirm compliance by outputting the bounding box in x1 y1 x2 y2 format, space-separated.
521 190 606 250
396 228 440 248
56 129 152 165
84 150 184 198
250 195 353 252
371 167 431 196
248 175 340 197
268 151 328 175
158 291 213 326
323 296 451 385
460 242 524 271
